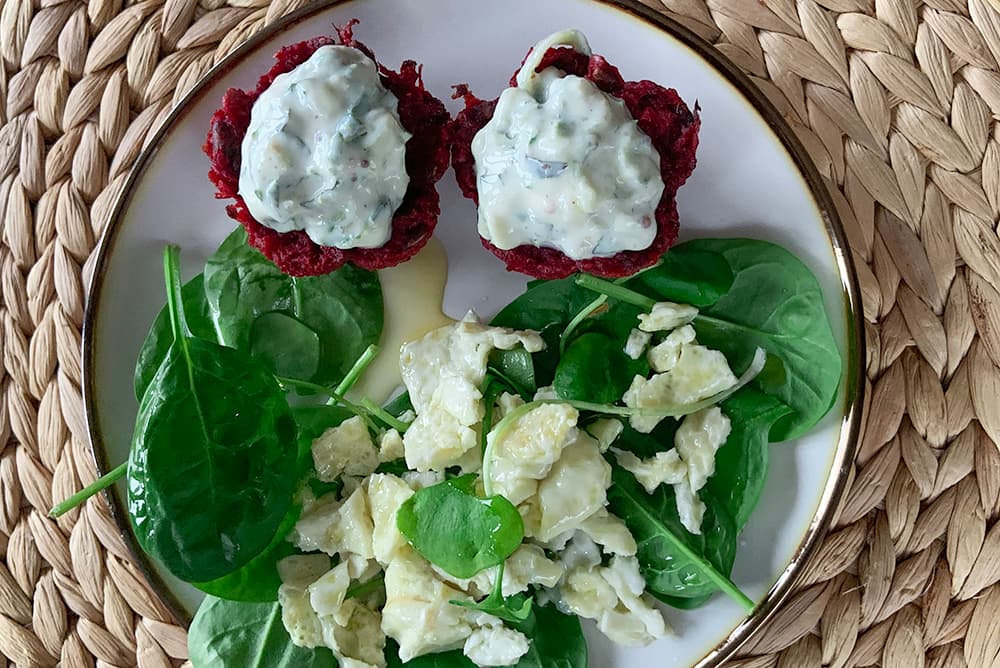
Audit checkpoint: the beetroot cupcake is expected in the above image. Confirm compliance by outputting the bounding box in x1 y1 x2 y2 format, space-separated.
204 21 450 276
450 29 700 279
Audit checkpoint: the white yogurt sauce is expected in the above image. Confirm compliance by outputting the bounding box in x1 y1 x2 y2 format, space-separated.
239 45 411 249
471 30 664 260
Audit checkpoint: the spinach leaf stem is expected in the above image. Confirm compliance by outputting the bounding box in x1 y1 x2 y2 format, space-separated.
334 344 379 396
359 399 410 433
275 376 378 431
574 274 656 310
49 461 127 518
559 294 607 354
163 245 189 341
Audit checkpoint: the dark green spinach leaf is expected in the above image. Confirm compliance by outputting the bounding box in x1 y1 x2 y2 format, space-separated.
610 420 680 459
128 247 298 583
397 475 524 579
630 245 734 307
491 277 597 385
134 273 216 400
491 277 647 390
385 641 474 667
203 226 383 386
554 333 631 403
250 311 321 381
608 467 744 605
188 596 336 667
511 604 588 668
630 238 841 441
491 276 596 333
488 348 537 399
708 388 793 529
192 505 300 602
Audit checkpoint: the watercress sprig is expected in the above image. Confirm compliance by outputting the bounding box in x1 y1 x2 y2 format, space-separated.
450 561 532 623
396 475 524 579
574 274 655 310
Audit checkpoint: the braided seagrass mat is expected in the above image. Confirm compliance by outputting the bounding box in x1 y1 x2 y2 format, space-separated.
4 0 1000 665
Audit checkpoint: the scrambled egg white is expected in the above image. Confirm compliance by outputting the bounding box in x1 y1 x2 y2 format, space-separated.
624 328 652 360
623 304 737 433
312 416 380 481
637 301 698 333
400 313 544 471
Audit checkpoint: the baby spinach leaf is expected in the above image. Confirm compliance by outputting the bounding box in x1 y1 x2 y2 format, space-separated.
608 467 744 606
611 420 680 459
134 273 216 400
397 475 524 579
382 391 413 418
130 339 299 581
560 298 649 400
489 348 537 399
554 333 631 404
188 596 336 668
491 277 597 385
385 641 474 667
192 505 300 602
511 604 588 668
250 311 321 381
492 277 647 390
630 238 842 441
491 276 596 333
128 247 299 583
203 226 383 386
630 245 734 307
708 388 793 529
451 562 532 623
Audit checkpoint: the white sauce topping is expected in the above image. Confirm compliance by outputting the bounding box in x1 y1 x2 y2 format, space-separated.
239 45 411 249
471 30 664 260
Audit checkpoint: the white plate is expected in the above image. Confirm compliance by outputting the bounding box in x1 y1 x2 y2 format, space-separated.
83 1 864 666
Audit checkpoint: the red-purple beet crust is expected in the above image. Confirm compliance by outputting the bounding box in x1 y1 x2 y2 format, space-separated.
450 48 700 279
204 21 450 276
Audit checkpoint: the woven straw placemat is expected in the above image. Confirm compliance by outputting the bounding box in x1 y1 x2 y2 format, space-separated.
2 0 1000 665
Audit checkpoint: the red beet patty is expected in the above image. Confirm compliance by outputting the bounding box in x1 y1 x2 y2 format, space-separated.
450 47 700 279
204 21 450 276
